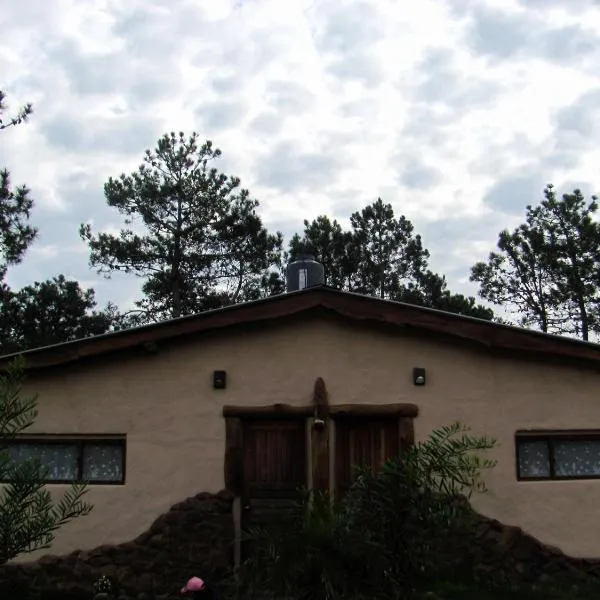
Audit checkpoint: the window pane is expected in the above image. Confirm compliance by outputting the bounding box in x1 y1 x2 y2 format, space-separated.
9 444 78 480
518 440 550 478
83 444 123 482
555 439 600 477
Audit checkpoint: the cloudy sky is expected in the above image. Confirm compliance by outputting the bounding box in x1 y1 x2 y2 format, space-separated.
1 0 600 312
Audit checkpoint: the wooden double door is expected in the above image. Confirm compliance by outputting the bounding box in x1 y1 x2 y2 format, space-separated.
239 416 402 529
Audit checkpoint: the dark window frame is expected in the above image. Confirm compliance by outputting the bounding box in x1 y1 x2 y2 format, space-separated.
516 430 600 481
1 434 127 485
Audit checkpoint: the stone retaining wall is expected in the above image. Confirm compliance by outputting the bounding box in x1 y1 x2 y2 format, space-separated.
2 490 600 599
464 511 600 586
0 490 234 600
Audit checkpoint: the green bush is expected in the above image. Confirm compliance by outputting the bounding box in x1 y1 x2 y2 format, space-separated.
0 358 92 565
237 490 385 600
236 422 497 600
345 422 497 594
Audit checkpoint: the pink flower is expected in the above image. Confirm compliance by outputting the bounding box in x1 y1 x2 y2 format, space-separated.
181 577 206 594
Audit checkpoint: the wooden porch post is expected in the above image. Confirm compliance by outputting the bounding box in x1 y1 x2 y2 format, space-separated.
311 377 330 494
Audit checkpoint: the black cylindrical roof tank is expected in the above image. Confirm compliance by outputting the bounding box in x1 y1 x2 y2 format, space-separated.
286 253 325 292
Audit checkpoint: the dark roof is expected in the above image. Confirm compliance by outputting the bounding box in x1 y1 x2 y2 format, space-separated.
2 285 600 371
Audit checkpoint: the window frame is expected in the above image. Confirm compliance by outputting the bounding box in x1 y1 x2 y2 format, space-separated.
1 434 127 485
516 430 600 482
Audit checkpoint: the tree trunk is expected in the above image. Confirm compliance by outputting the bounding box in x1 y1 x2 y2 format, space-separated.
171 196 184 319
578 297 589 341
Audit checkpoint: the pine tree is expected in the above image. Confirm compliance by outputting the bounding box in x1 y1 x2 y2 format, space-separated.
290 199 493 319
81 133 283 321
471 184 600 339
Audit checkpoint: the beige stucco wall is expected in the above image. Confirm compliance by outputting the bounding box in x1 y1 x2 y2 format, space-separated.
16 314 600 559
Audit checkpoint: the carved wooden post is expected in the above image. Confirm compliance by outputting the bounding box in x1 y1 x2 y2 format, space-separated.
311 377 330 493
224 417 243 494
224 417 243 568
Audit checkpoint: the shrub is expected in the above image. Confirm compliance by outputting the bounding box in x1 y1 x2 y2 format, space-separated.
237 422 497 600
345 421 497 595
237 490 384 600
0 358 92 565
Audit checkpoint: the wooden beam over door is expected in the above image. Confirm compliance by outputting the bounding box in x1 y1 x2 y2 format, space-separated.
223 403 419 419
223 405 313 419
330 404 419 418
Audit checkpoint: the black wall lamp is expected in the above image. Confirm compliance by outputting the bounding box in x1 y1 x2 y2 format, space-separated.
413 367 426 386
213 370 227 389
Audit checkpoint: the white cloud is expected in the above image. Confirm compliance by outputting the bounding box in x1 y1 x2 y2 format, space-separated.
2 0 600 311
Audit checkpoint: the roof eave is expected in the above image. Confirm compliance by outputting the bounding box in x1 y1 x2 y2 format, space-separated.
2 286 600 371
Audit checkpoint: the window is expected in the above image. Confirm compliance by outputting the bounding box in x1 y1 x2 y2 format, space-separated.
3 435 126 484
516 431 600 480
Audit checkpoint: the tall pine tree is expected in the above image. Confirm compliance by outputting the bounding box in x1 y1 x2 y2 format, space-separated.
471 184 600 339
0 92 37 280
349 198 429 299
290 199 493 319
81 133 283 321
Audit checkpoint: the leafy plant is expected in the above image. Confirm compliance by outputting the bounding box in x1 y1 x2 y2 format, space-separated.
237 422 497 600
237 491 383 600
0 358 93 565
345 422 497 596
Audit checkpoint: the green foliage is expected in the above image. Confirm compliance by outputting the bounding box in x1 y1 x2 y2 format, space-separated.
291 200 494 320
350 197 429 299
533 185 600 340
0 90 116 354
237 422 497 600
289 216 356 290
238 491 383 600
345 422 497 596
0 170 37 279
0 276 115 355
398 270 495 320
0 91 37 279
0 359 92 565
81 132 283 321
0 91 32 132
471 184 600 340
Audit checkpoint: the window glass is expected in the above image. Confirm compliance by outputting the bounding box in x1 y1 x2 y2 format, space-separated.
82 443 124 481
518 440 550 478
554 439 600 477
9 443 78 481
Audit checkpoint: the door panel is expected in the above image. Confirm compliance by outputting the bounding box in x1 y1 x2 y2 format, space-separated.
335 419 399 495
241 419 307 529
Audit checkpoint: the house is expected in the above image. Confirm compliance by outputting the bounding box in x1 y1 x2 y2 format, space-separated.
2 260 600 562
